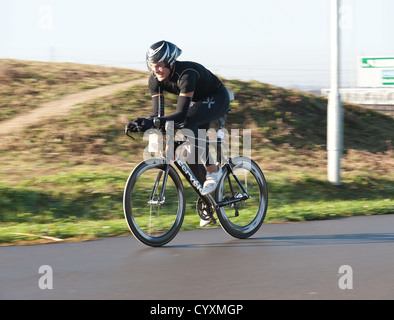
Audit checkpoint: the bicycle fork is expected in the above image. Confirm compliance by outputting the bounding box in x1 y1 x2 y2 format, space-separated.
148 164 170 206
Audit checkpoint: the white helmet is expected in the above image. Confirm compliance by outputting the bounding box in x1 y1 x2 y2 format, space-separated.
146 40 182 71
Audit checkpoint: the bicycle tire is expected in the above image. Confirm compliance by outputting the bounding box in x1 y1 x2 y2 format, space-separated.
123 159 186 247
215 156 268 239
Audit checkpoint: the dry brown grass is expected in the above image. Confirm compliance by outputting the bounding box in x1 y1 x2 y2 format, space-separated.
0 59 147 121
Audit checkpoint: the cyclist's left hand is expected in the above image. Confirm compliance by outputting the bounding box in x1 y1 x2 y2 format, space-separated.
127 117 154 132
126 119 141 132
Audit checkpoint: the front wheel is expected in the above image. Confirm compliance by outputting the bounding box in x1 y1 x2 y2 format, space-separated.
216 157 268 239
123 159 186 247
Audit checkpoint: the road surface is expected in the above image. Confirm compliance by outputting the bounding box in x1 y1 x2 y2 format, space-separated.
1 214 394 300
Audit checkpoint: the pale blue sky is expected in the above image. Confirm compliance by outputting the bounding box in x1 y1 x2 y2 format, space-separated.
1 0 394 88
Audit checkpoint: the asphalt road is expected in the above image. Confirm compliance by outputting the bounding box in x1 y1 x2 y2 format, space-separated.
1 214 394 300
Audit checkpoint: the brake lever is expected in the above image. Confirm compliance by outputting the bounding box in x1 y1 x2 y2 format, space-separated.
125 125 138 140
126 131 135 140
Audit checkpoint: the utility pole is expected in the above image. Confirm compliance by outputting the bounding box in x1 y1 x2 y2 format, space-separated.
327 0 343 185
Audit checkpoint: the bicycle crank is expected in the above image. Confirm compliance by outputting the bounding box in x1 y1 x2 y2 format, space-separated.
196 197 216 224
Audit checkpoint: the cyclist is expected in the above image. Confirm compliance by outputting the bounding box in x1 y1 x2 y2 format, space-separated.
128 41 230 223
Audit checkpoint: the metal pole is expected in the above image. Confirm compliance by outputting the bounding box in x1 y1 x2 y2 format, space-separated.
327 0 343 185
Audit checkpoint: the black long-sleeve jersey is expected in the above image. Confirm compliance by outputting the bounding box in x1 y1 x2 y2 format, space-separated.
147 61 222 122
148 61 222 101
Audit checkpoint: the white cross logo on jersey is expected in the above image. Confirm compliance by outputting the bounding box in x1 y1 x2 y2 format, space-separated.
203 97 215 109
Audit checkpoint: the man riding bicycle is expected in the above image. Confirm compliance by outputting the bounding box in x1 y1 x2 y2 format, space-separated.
127 40 230 222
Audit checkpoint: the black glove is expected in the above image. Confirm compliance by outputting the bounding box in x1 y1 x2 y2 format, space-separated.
127 117 153 132
126 118 142 132
140 118 153 132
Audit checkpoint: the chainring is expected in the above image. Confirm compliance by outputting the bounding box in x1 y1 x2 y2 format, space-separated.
196 197 215 221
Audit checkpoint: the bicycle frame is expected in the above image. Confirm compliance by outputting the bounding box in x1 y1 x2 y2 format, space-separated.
149 130 251 212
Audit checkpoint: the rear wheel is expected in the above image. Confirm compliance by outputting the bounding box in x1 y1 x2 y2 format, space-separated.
216 157 268 239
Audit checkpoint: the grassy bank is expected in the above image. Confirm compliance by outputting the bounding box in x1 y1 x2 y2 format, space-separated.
0 59 146 121
0 60 392 245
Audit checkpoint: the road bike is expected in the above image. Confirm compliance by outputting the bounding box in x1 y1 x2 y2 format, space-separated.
123 110 268 247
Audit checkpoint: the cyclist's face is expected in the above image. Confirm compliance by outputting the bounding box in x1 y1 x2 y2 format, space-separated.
150 62 170 81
